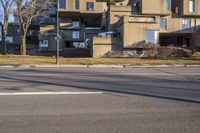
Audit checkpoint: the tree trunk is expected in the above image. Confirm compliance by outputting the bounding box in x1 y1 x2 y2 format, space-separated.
21 34 26 55
3 13 8 55
3 30 7 55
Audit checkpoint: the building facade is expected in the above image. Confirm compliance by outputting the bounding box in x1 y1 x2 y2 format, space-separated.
0 22 39 55
92 0 200 57
39 0 107 57
4 0 199 57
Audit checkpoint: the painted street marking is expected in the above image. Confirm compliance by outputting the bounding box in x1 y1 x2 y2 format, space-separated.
0 91 103 96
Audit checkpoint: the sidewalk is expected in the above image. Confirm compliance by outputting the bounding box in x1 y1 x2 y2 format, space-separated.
0 64 200 68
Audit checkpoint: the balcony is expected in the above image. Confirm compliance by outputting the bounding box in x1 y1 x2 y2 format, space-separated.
58 0 107 14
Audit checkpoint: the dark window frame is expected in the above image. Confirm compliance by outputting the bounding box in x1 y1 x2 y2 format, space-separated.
160 18 167 30
75 0 80 10
189 0 195 13
86 2 94 11
59 0 66 9
166 0 171 12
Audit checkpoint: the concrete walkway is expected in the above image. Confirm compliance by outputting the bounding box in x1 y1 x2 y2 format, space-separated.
0 64 200 68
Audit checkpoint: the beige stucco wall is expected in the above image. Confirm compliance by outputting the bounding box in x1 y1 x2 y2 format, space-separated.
108 5 132 30
121 16 160 48
141 0 171 15
92 37 112 58
162 16 182 32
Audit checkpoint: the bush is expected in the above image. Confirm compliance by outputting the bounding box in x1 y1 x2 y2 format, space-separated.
143 43 160 58
157 46 192 58
104 45 193 58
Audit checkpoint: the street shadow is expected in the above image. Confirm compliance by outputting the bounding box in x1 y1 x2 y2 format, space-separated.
0 74 200 104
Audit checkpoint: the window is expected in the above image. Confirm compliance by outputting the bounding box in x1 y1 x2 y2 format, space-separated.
72 31 80 39
189 0 195 13
72 21 80 28
65 41 71 48
48 7 56 14
28 30 35 36
166 0 171 12
160 18 167 30
39 40 48 48
73 42 86 48
65 42 86 48
59 0 66 9
146 30 159 44
38 16 46 24
6 37 13 44
86 2 94 11
75 0 79 10
182 19 191 30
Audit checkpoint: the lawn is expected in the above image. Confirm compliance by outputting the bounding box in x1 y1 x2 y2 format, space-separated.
0 55 200 65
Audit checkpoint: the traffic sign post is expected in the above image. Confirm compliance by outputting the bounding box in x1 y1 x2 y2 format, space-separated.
56 0 60 65
0 24 2 42
55 35 61 41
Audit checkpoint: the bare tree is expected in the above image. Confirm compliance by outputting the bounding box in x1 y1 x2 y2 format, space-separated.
14 0 54 55
0 0 14 54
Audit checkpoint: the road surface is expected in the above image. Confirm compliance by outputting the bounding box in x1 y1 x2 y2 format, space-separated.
0 67 200 133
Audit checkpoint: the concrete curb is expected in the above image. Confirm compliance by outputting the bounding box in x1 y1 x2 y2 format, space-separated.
34 64 88 68
0 65 15 68
186 65 200 67
89 64 124 68
0 64 200 68
125 64 186 68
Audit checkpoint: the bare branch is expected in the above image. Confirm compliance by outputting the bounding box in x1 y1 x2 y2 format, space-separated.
13 0 55 55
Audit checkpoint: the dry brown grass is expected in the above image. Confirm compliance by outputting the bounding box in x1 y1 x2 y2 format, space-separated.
0 55 200 65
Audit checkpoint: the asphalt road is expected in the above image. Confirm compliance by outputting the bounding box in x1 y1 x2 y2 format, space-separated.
0 67 200 133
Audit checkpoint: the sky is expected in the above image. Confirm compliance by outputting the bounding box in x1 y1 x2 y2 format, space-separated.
0 1 15 23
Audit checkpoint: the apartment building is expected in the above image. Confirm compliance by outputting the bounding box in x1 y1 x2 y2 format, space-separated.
8 0 199 57
0 22 39 55
92 0 200 57
39 0 107 57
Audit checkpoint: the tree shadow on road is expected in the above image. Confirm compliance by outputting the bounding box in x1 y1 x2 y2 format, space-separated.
0 74 200 104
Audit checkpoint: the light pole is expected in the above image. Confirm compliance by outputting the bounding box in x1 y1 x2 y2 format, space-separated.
0 23 7 55
4 32 7 55
56 0 60 65
0 23 2 46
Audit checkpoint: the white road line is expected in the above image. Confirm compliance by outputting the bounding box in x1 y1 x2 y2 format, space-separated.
0 91 103 96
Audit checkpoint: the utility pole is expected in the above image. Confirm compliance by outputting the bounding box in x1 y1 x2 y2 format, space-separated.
4 32 7 55
0 23 2 44
0 23 6 55
56 0 60 65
